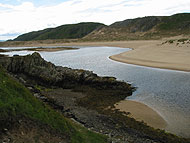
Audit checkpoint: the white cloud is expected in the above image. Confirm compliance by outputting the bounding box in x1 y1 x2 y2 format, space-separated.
0 0 190 40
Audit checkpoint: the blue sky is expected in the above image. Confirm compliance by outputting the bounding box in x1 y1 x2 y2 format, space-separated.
0 0 190 40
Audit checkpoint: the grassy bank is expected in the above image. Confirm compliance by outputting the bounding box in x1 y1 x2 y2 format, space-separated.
0 68 107 143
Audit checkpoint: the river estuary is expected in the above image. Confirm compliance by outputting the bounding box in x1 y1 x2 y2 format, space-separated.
1 46 190 137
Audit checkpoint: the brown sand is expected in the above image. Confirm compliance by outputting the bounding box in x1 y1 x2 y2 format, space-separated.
109 38 190 72
114 100 167 129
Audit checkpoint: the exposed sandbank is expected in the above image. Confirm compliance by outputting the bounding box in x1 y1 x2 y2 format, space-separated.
1 47 78 52
114 100 167 129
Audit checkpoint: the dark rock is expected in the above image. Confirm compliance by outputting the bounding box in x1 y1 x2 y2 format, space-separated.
0 52 132 92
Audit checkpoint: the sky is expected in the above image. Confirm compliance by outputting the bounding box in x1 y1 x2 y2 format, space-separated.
0 0 190 40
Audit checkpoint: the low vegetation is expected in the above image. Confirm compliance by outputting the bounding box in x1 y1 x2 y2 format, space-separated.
162 38 190 45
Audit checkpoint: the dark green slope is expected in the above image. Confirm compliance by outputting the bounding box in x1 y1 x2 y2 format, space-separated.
110 16 163 32
14 22 105 41
158 13 190 32
0 68 107 142
84 13 190 40
110 13 190 32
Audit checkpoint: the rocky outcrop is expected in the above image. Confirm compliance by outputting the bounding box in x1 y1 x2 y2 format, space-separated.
0 52 132 92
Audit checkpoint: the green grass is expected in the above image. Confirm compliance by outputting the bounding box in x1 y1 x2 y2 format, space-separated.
0 68 107 143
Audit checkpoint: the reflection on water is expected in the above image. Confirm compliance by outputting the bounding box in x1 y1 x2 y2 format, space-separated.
1 46 190 137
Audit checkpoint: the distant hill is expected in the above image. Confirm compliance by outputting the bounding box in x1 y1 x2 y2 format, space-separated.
14 22 105 41
13 13 190 41
84 13 190 40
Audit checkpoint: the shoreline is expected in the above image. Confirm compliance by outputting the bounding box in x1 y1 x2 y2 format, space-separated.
109 54 190 73
114 100 167 130
1 38 190 72
109 51 190 72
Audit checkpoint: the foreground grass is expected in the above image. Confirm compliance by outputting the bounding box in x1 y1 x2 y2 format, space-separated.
0 68 107 143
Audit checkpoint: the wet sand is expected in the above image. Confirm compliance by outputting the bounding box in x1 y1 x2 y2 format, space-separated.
114 100 167 129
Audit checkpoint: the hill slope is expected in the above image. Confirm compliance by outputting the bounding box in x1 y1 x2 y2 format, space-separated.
84 13 190 40
14 22 105 41
0 67 107 143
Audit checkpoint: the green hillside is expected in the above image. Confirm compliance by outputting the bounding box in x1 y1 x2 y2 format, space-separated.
158 13 190 32
7 13 190 42
84 13 190 41
110 16 162 32
0 67 107 142
14 22 105 41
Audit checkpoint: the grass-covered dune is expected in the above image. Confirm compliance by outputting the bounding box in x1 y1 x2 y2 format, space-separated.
0 68 107 143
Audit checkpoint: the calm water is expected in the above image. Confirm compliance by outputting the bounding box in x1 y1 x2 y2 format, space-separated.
1 46 190 137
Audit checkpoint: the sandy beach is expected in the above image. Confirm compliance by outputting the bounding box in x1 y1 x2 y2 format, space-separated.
114 100 167 129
